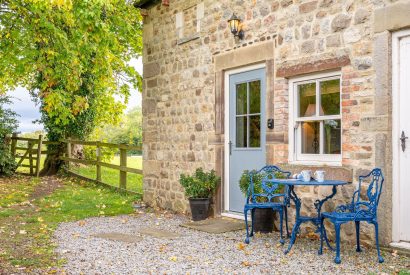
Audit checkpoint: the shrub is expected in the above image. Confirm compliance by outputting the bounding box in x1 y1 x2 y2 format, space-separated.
239 169 286 200
179 168 220 198
0 96 19 176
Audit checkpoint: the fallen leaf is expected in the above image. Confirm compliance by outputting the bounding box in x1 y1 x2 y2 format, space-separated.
241 261 251 267
237 242 246 251
169 256 177 262
78 221 86 227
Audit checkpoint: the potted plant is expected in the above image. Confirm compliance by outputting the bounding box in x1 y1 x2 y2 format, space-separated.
239 170 285 233
179 168 220 221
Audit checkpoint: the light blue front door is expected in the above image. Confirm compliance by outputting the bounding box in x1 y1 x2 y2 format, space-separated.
229 68 266 213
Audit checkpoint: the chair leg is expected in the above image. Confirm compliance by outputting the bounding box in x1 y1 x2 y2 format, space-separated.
355 221 362 252
373 221 384 263
318 217 324 255
244 209 250 244
334 222 342 264
284 206 290 237
250 209 255 237
279 209 284 244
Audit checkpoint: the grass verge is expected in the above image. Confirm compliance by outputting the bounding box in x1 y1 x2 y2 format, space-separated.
0 175 140 273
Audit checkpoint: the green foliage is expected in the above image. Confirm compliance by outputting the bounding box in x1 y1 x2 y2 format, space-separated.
239 169 286 199
179 168 220 199
0 0 143 160
0 96 18 176
83 145 116 163
90 107 142 154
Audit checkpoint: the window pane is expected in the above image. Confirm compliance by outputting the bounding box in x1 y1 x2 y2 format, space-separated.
236 116 247 148
301 121 320 154
320 79 340 116
324 119 341 154
298 82 316 117
249 80 261 114
249 115 261 148
236 83 247 115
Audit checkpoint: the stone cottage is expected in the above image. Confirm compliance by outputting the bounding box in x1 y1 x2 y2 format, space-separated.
136 0 410 248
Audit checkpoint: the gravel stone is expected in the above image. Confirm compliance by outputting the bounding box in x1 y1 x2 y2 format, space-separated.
54 211 410 274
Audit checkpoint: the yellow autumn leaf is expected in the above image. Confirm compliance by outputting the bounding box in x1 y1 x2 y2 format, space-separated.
169 256 177 262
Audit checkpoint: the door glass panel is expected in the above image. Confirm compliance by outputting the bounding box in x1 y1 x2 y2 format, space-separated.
249 80 261 114
298 82 316 117
320 79 340 116
249 115 261 148
323 119 341 154
236 116 247 148
301 121 320 154
236 83 247 115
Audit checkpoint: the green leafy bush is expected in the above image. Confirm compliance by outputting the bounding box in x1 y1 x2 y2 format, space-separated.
239 169 286 199
179 168 220 198
0 96 19 176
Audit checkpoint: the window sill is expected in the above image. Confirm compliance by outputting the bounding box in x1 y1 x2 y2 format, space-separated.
288 160 342 167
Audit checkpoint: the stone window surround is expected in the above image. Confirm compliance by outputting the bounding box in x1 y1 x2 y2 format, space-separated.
288 71 342 165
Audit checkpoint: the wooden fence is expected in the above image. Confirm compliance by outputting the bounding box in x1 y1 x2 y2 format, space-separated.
9 134 143 195
10 133 59 177
61 139 143 195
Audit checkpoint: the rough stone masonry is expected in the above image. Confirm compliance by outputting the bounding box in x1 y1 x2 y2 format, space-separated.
140 0 406 245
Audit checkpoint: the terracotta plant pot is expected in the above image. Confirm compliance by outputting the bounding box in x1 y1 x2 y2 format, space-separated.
188 198 210 221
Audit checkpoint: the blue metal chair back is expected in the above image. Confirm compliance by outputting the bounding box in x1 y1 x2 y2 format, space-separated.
248 165 291 204
351 168 384 218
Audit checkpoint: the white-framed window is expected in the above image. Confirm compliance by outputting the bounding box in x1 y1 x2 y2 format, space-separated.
288 71 342 165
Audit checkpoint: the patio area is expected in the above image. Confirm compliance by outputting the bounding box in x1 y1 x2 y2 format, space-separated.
54 209 410 274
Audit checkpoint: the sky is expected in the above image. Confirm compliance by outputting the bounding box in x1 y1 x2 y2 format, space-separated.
6 58 143 133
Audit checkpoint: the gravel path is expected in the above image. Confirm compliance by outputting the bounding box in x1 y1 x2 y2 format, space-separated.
54 211 409 274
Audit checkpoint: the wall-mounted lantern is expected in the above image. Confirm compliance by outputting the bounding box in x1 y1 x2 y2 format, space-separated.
227 13 244 40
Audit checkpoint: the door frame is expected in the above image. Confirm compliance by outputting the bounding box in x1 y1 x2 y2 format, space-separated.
392 29 410 246
223 63 266 218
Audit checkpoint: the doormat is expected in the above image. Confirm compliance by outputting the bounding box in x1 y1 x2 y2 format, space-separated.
181 217 245 234
93 232 142 243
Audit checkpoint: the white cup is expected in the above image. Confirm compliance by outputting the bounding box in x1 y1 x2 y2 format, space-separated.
314 170 325 182
301 170 312 182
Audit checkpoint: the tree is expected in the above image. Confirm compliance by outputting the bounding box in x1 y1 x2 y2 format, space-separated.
0 96 19 176
0 0 143 174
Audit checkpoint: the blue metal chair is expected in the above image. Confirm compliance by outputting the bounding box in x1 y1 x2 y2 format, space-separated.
319 168 384 264
244 165 291 245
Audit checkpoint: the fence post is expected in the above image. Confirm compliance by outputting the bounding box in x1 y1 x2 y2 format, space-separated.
28 141 34 175
66 139 71 169
119 148 127 190
35 135 43 177
11 133 17 157
96 142 101 182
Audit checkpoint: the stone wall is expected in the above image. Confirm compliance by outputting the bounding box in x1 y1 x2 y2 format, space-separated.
141 0 404 245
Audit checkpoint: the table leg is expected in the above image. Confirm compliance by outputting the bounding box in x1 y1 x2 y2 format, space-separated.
284 186 301 254
314 185 337 251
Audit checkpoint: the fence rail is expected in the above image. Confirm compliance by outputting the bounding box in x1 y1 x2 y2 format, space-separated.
9 134 143 195
62 139 142 194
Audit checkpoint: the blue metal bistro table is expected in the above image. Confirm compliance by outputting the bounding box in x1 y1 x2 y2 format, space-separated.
267 179 350 254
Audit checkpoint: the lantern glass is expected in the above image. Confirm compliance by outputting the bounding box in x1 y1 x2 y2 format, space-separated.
228 14 241 35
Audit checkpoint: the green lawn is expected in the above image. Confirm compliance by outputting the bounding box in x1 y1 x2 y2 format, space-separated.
0 175 140 273
70 155 143 193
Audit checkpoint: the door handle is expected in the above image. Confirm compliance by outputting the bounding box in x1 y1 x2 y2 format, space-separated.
229 141 232 155
400 131 408 152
